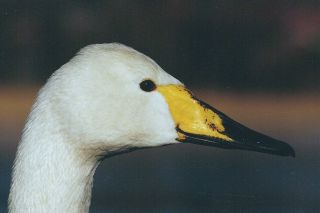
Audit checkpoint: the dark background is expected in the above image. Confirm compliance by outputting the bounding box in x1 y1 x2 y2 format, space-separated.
0 1 319 212
1 0 320 90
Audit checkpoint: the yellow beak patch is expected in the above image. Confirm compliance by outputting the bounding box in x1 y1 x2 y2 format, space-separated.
157 85 233 142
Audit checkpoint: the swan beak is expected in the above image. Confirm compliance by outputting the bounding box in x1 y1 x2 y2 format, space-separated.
157 85 295 157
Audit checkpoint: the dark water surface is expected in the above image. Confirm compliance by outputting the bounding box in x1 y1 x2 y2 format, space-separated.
1 129 319 213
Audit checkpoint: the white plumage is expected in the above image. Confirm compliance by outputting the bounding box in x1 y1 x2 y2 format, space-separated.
9 43 181 212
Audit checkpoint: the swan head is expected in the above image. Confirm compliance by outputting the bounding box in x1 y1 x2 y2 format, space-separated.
42 43 294 158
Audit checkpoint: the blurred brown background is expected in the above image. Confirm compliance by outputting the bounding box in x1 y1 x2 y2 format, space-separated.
0 1 319 212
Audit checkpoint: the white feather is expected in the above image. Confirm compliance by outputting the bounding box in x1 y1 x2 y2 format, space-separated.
9 43 181 213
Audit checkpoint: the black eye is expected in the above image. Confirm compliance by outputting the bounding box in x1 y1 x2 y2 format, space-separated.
140 79 156 92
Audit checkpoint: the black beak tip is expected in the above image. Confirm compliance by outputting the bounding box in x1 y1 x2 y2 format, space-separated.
270 141 295 157
260 139 296 157
284 145 296 158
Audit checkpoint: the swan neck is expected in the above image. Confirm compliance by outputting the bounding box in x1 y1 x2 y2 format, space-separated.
9 109 99 213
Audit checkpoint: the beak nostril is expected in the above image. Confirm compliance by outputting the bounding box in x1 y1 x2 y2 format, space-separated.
209 123 217 131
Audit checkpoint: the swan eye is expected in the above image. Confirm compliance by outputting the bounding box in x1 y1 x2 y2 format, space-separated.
140 79 156 92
